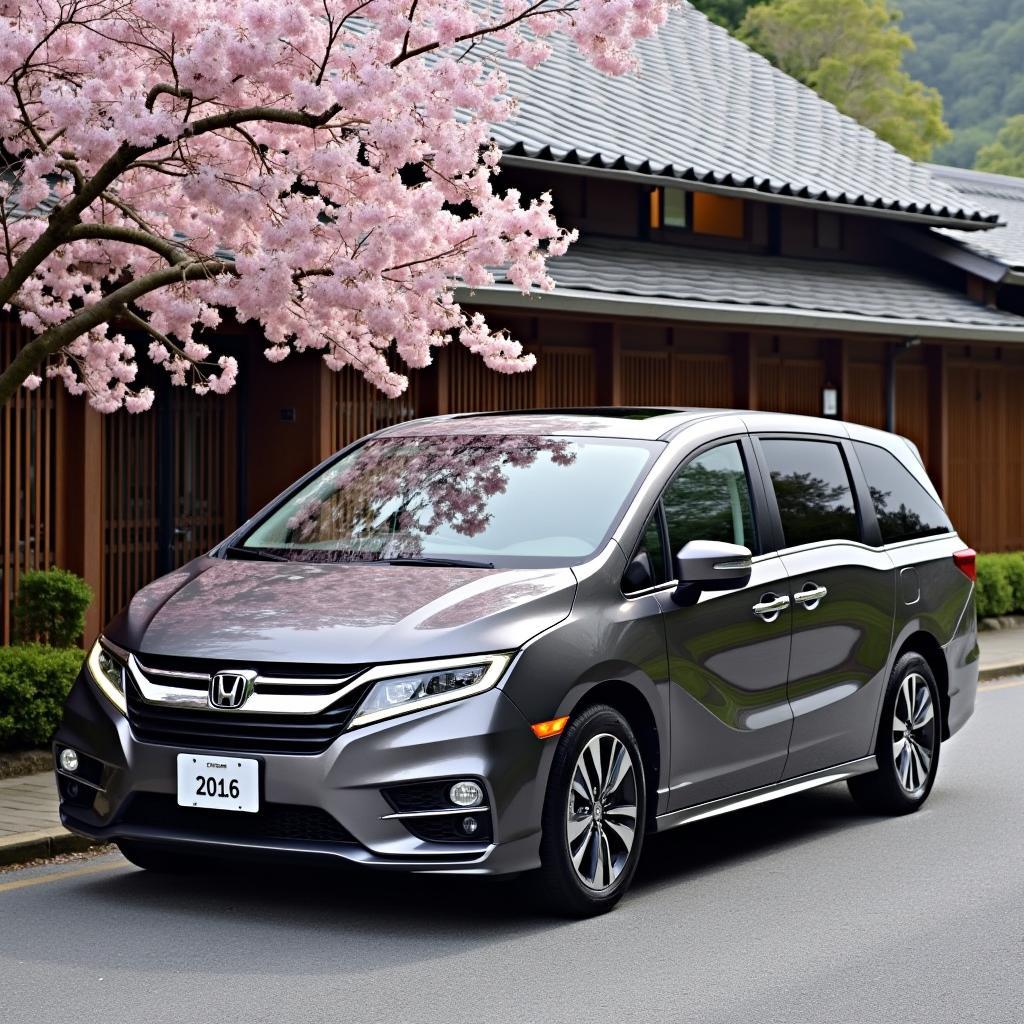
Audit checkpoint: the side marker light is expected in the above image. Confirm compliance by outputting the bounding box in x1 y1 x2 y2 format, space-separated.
531 716 569 739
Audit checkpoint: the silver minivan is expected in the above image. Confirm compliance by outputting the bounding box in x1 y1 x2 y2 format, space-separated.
55 408 978 915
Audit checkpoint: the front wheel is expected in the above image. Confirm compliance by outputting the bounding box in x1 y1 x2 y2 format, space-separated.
532 704 646 917
848 652 941 815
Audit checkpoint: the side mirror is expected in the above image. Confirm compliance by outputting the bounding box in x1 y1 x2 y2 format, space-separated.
672 540 752 606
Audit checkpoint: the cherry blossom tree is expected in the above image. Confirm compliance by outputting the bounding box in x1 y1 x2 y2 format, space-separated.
0 0 671 412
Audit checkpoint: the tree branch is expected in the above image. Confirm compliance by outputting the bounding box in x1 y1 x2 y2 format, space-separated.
0 258 234 406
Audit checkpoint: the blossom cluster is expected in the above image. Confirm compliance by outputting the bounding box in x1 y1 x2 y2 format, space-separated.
1 0 671 411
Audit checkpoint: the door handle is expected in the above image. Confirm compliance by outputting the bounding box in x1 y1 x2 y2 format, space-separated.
793 584 828 610
752 594 790 622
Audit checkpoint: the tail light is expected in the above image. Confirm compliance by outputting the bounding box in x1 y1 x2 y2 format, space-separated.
953 549 976 582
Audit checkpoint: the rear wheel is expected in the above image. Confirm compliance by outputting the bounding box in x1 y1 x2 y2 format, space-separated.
848 652 941 815
532 704 646 917
116 839 210 873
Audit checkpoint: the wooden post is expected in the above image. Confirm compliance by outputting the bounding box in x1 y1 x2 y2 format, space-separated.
731 332 756 409
822 336 848 420
58 392 104 644
594 322 621 407
925 344 949 501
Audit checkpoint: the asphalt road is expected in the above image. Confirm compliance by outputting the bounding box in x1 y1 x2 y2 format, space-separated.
2 679 1022 1024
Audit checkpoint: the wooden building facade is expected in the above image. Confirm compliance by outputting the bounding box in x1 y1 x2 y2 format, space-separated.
5 3 1024 644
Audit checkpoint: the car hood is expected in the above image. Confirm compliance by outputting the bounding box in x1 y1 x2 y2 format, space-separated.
113 557 576 665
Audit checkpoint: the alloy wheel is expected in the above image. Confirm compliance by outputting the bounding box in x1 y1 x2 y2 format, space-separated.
892 672 937 796
566 733 639 891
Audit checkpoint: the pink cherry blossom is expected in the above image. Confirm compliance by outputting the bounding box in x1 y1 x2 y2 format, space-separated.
0 0 673 412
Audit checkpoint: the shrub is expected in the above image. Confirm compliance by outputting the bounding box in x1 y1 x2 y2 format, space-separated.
13 568 93 648
0 644 83 749
1001 552 1024 614
975 554 1015 619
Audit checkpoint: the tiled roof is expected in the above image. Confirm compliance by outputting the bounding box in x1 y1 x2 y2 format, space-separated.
479 238 1024 337
930 165 1024 272
490 3 996 228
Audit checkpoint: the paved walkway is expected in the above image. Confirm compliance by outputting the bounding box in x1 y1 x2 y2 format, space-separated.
0 772 59 837
1 628 1023 862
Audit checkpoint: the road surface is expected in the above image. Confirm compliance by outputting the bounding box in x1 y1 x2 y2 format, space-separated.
2 678 1022 1024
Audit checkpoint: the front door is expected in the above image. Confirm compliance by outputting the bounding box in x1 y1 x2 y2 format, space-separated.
756 436 896 778
659 439 794 810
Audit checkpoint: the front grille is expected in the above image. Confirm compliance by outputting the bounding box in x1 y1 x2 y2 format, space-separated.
126 678 371 755
119 792 358 845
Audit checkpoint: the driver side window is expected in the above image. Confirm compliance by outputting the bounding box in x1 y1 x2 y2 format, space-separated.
663 442 759 561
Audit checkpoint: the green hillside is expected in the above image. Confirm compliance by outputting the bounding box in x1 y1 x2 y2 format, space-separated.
899 0 1024 168
690 0 1024 170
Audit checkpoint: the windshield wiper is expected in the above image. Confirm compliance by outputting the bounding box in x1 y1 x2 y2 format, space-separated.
382 556 495 569
222 545 292 563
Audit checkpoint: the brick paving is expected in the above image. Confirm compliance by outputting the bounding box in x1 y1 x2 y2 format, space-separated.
0 772 59 836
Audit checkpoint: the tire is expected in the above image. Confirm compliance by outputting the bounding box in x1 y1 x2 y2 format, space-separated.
848 652 942 815
116 839 210 873
532 704 647 917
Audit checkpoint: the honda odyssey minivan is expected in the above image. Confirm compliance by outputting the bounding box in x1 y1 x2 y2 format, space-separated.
55 408 978 915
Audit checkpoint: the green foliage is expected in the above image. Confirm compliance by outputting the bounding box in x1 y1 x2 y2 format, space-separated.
975 553 1023 619
14 568 93 648
898 0 1024 167
975 115 1024 177
738 0 950 160
688 0 757 29
0 644 83 749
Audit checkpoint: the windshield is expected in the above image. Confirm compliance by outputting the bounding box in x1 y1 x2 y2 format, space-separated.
241 434 659 566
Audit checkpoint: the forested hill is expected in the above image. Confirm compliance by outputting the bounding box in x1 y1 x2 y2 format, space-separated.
690 0 1024 171
899 0 1024 168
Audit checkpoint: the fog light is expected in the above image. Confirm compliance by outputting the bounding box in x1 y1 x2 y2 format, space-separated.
449 780 484 807
59 748 79 773
461 816 479 835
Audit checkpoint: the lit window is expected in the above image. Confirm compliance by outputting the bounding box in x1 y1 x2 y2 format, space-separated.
692 192 745 239
650 187 688 230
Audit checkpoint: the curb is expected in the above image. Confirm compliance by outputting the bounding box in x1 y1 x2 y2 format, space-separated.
979 662 1024 683
0 828 97 867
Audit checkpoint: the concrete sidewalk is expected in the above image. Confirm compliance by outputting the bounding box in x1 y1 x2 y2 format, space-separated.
2 628 1023 866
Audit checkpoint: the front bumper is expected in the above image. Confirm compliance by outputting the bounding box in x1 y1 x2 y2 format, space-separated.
54 670 548 875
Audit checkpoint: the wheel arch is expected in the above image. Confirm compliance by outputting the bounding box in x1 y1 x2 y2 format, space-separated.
569 680 662 830
894 630 951 740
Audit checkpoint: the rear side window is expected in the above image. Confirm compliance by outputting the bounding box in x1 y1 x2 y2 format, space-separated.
761 439 860 547
854 442 952 544
663 442 758 557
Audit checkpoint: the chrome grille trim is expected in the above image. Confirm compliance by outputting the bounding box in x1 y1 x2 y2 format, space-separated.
127 654 367 715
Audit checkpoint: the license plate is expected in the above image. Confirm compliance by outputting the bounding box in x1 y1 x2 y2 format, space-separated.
176 754 259 813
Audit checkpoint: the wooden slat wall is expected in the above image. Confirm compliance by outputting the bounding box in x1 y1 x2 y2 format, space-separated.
0 320 60 643
674 354 732 406
846 362 886 429
947 362 1024 552
327 367 420 452
101 386 240 623
757 356 825 416
102 405 157 625
447 343 536 412
620 351 732 406
542 347 597 407
894 364 930 470
172 386 239 567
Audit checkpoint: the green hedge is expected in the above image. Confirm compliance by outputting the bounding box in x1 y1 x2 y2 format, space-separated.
0 644 83 750
976 552 1024 619
14 568 93 648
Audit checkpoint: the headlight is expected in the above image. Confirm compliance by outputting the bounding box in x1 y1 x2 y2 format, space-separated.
86 637 129 715
348 654 511 728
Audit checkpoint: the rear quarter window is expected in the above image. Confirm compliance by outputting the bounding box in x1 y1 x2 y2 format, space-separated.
854 442 952 545
760 438 860 547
